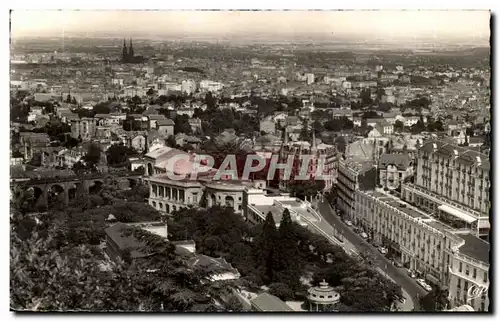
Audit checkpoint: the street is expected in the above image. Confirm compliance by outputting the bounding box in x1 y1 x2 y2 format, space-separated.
317 201 428 311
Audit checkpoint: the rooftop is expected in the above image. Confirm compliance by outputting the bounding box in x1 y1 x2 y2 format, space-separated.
457 233 490 264
187 254 239 275
250 292 293 312
420 139 489 171
104 223 149 259
378 153 412 170
385 200 427 219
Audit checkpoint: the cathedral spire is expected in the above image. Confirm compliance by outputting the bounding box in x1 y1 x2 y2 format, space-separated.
122 38 128 62
128 38 134 59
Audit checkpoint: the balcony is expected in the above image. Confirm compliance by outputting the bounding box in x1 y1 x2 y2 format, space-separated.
404 183 483 218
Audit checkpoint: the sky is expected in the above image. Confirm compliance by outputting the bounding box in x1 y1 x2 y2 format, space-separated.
10 10 491 41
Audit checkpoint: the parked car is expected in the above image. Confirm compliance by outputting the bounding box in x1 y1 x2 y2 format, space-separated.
393 261 403 268
416 279 432 292
378 247 388 254
360 232 368 239
345 220 353 226
407 269 416 278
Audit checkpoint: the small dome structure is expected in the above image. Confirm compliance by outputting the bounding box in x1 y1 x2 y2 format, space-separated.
307 280 340 311
447 304 475 312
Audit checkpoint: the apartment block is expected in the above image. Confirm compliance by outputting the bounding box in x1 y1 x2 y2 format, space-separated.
355 189 463 286
355 189 490 311
402 140 490 240
336 158 377 219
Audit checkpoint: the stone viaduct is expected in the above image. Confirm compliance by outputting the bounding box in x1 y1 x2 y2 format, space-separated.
11 172 143 207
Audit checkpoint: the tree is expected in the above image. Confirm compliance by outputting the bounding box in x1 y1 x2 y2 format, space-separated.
394 120 404 133
312 121 325 136
269 283 294 301
378 103 392 112
174 114 193 135
360 89 372 106
106 144 137 167
299 123 310 141
83 143 102 170
71 97 77 105
272 209 302 289
362 111 381 119
10 211 142 311
288 180 325 201
427 119 444 132
146 87 155 96
93 102 111 114
410 118 426 134
254 212 277 284
376 88 386 101
66 94 72 103
334 136 347 153
123 116 141 131
128 95 142 109
166 135 177 148
419 288 449 311
324 117 354 132
205 92 216 110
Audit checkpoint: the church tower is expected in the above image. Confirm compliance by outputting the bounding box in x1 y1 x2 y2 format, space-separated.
122 38 128 62
311 123 317 152
128 38 134 60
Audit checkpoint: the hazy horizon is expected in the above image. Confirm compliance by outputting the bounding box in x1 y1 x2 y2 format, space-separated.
10 10 491 45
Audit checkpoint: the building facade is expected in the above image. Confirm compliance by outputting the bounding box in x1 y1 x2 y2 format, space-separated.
447 234 490 311
71 117 97 141
336 158 377 219
354 189 490 311
401 140 490 240
378 153 413 190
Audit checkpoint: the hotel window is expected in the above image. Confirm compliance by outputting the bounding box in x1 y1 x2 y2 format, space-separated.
459 262 462 273
465 265 470 276
481 302 485 312
483 272 488 282
473 268 477 279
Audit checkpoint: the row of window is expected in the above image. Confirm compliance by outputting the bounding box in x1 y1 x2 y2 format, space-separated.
458 261 488 282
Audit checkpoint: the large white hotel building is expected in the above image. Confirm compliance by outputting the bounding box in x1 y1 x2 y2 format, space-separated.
349 139 490 311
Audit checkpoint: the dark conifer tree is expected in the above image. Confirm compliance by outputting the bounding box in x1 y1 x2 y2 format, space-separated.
273 209 301 288
254 211 277 284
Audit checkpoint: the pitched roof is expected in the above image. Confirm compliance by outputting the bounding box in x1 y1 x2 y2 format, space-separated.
147 114 166 121
94 114 112 119
157 119 175 126
420 139 490 171
250 293 293 312
105 223 149 259
378 153 412 170
187 254 239 275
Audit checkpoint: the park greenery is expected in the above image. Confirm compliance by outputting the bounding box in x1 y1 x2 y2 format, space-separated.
168 206 403 311
10 178 241 312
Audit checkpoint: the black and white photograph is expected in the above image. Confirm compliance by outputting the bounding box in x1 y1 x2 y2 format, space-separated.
8 9 491 313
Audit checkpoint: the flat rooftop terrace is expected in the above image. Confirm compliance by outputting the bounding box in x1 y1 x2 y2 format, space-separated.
385 200 427 219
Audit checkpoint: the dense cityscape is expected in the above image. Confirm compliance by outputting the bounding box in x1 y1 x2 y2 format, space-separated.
10 11 491 313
